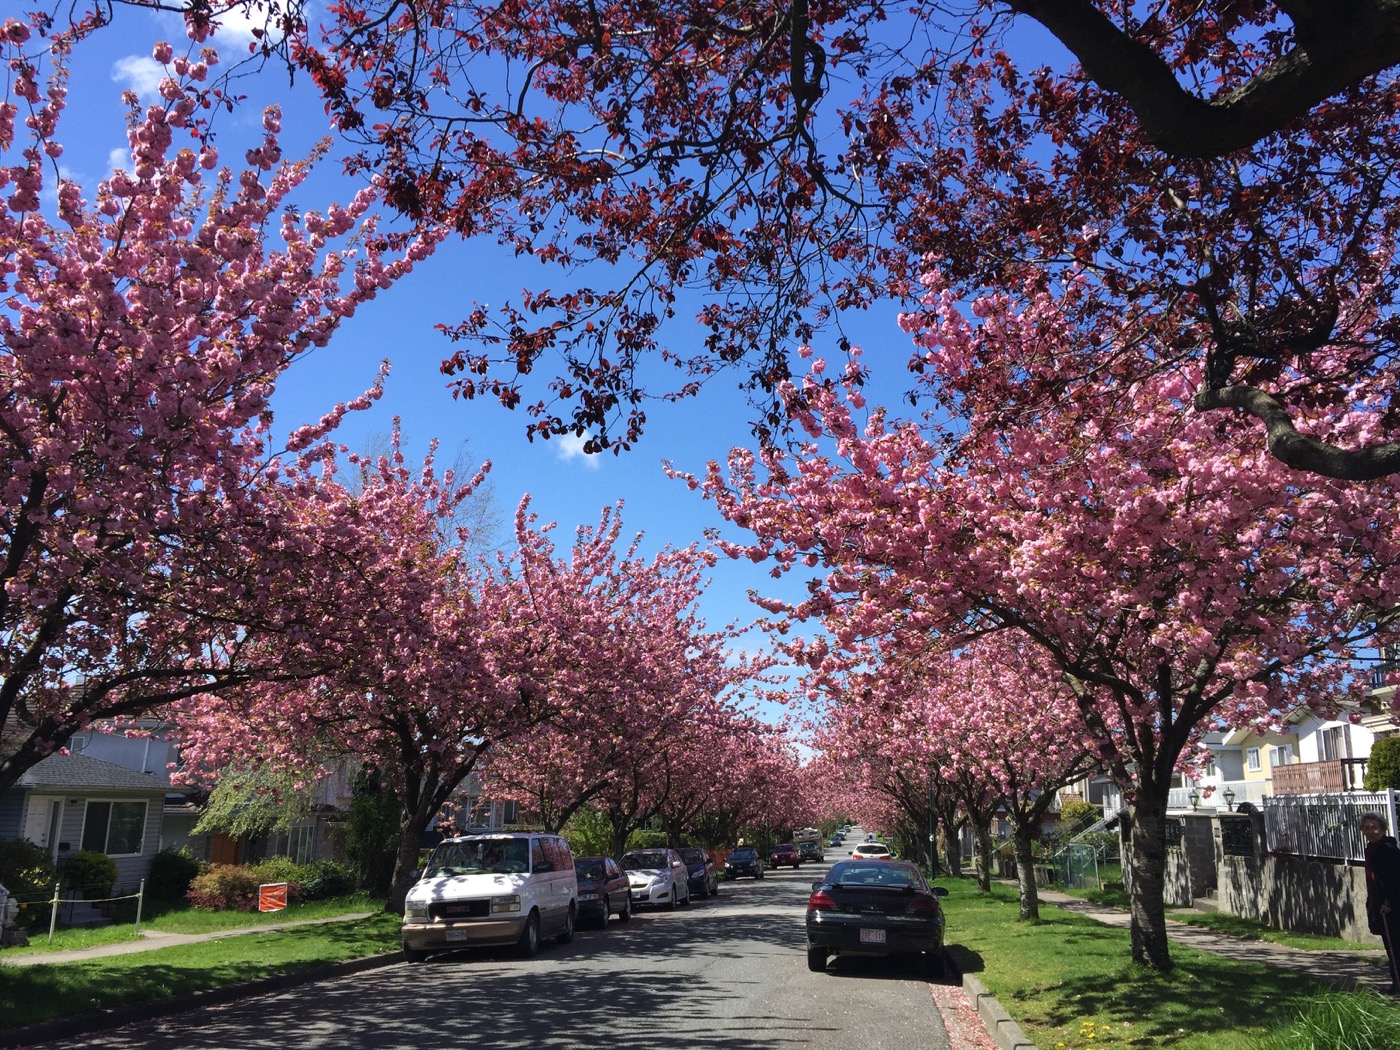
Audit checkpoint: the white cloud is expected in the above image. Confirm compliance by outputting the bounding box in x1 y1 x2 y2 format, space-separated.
111 55 166 98
554 433 602 470
106 149 132 176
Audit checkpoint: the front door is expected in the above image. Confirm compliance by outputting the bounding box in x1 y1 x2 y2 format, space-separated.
22 797 63 863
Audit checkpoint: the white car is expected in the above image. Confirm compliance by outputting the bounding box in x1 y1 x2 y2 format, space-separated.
850 841 893 861
621 847 692 909
401 832 577 962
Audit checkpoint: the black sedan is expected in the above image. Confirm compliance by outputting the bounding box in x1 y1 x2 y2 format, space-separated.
678 847 720 898
804 859 948 976
573 855 633 927
724 845 765 879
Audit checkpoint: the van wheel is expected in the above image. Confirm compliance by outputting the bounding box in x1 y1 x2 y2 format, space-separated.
402 944 428 964
558 904 575 944
517 911 540 957
598 895 610 928
618 894 632 922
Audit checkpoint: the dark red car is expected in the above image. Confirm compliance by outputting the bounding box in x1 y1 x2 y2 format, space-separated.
769 843 801 869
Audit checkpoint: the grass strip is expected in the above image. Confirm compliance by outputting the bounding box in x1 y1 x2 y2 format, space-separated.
0 913 401 1029
940 878 1388 1050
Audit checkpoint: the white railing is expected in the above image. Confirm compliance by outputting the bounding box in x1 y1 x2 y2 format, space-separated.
1263 790 1400 863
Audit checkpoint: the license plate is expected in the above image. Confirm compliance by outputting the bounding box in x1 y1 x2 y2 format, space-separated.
859 928 886 944
445 929 469 942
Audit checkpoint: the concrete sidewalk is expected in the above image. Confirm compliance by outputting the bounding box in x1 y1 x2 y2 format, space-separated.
0 912 376 968
1037 888 1392 992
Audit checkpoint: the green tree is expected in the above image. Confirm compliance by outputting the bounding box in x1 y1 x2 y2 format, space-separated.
1364 737 1400 792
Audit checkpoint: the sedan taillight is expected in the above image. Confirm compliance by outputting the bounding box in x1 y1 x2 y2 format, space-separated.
808 890 838 912
908 895 939 916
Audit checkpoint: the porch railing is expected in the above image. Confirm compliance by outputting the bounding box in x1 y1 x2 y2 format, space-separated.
1270 759 1370 795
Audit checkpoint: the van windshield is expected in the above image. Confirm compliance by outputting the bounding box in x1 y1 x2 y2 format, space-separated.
423 839 530 877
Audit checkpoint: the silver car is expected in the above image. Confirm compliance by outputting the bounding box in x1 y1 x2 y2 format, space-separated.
621 847 692 910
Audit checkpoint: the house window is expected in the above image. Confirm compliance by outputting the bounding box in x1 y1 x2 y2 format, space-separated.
81 800 147 856
1203 759 1218 777
1246 748 1261 772
1269 745 1295 766
1320 725 1352 762
271 826 316 865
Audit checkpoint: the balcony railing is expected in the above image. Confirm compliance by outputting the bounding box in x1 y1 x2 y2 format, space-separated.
1270 759 1370 795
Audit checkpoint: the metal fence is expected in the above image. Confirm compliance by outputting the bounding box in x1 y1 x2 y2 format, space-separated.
1262 790 1400 863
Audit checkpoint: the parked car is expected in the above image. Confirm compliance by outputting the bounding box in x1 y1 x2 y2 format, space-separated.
621 848 692 909
850 841 893 861
677 847 720 898
805 859 948 976
798 841 825 864
769 843 801 869
401 832 577 962
725 846 765 880
573 855 632 927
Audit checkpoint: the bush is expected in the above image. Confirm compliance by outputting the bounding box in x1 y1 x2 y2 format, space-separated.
60 850 118 899
0 838 58 928
246 856 304 886
298 859 355 901
186 864 262 911
1363 736 1400 792
147 847 203 903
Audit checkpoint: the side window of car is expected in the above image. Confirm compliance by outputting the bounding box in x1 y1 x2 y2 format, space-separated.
608 858 621 879
531 838 549 872
546 838 567 872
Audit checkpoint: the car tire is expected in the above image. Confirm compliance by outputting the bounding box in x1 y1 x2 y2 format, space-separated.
558 904 575 944
618 893 632 922
793 862 800 870
402 943 428 964
517 911 541 956
806 945 829 972
757 869 764 879
681 883 691 906
598 895 610 929
710 878 719 896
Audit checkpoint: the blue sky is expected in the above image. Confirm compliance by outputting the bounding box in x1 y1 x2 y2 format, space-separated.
52 4 928 716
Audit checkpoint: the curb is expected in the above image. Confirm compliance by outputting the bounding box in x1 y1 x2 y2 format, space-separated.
0 951 403 1048
946 946 1036 1050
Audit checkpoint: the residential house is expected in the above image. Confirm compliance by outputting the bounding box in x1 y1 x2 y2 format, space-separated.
0 754 168 893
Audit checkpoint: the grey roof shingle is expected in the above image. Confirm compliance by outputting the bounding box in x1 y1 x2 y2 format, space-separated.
13 754 170 793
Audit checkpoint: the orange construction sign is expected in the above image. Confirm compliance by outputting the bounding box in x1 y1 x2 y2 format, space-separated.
258 882 288 912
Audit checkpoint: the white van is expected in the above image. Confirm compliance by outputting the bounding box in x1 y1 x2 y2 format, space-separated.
401 832 578 962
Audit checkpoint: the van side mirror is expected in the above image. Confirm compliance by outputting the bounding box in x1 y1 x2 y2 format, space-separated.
409 869 422 882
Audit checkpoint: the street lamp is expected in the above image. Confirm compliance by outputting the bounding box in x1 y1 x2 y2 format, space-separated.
1188 787 1200 811
1222 786 1237 812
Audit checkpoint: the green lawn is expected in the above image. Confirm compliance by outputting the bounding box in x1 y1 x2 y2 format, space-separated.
4 893 381 955
0 912 402 1029
942 878 1395 1050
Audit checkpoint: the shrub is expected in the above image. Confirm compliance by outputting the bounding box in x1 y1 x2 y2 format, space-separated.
147 847 203 903
1363 736 1400 792
299 859 355 901
60 850 118 899
0 838 58 928
626 829 669 851
186 864 262 911
246 856 304 886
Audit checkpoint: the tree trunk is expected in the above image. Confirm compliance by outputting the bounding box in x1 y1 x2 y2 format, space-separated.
386 810 430 913
974 824 994 892
1126 790 1173 970
943 827 963 876
1012 824 1040 921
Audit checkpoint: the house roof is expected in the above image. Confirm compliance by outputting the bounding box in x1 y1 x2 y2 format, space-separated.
14 754 170 794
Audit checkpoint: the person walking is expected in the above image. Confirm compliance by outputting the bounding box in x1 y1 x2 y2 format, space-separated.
1360 811 1400 993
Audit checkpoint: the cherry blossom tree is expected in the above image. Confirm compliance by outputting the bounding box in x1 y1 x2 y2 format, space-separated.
689 280 1400 968
68 2 1400 477
0 19 438 792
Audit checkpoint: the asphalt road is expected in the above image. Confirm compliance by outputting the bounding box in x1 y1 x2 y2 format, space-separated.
54 857 960 1050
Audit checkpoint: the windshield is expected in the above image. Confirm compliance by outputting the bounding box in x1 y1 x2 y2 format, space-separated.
623 851 670 870
730 849 757 860
678 849 705 864
422 839 530 877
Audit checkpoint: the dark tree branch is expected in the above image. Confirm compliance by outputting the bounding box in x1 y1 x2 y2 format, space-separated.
1006 0 1400 157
